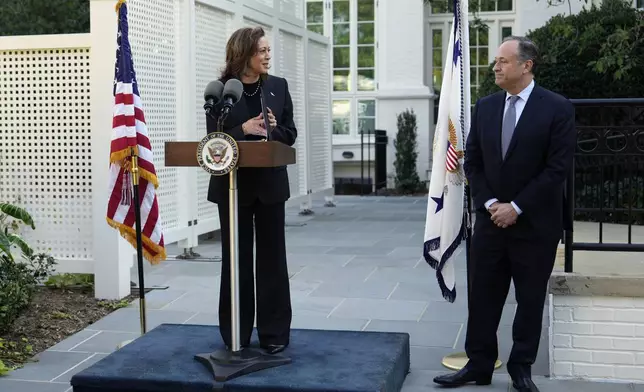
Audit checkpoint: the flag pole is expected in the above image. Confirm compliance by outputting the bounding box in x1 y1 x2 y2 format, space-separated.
130 146 148 335
117 148 148 350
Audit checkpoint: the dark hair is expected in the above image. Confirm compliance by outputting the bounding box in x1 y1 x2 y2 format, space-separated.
220 27 265 81
503 35 539 74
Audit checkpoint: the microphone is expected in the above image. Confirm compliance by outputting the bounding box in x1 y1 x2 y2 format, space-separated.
220 78 243 116
203 80 224 115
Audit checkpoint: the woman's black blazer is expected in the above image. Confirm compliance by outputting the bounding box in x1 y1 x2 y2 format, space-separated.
205 74 298 206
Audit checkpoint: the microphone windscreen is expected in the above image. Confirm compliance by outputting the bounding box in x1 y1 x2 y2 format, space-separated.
223 78 244 103
204 80 224 102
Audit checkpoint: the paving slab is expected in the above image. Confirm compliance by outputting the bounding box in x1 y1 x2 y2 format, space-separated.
6 195 641 391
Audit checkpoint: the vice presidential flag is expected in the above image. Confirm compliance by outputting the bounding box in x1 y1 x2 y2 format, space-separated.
423 0 471 303
106 0 167 264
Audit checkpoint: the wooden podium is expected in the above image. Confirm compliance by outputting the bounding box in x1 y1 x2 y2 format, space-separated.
164 134 296 381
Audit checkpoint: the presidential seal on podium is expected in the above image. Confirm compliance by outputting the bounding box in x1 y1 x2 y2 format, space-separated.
196 132 239 176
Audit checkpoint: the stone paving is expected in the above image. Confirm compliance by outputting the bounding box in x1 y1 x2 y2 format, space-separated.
1 195 643 391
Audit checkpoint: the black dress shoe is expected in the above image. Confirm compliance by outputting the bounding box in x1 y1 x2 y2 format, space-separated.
433 367 492 387
260 344 287 355
511 376 539 392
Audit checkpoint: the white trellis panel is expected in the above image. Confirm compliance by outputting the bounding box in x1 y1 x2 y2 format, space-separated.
280 0 304 21
306 38 333 193
278 30 307 198
0 47 94 261
126 0 181 234
195 3 234 226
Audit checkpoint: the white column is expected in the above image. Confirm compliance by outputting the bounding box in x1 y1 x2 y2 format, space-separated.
376 0 432 183
90 0 135 300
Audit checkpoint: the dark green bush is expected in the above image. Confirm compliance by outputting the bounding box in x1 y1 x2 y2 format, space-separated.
478 0 644 99
393 109 423 194
0 253 56 333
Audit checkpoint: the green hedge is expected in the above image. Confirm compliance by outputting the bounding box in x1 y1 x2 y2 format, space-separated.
478 0 644 100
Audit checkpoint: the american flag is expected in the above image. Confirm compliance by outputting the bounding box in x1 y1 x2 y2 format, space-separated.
423 0 470 302
106 0 166 264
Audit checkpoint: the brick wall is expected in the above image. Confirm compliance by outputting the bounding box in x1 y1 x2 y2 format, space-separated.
550 295 644 382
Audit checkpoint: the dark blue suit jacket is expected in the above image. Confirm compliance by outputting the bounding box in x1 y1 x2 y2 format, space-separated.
464 83 576 240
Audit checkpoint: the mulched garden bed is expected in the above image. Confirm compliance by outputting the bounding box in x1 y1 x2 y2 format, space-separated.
0 286 132 371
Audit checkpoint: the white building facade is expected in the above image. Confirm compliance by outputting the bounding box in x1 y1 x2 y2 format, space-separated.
307 0 643 189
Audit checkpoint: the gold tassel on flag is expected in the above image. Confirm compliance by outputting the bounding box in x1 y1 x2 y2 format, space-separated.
115 0 127 12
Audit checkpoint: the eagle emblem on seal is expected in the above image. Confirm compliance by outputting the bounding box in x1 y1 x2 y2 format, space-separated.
207 142 228 165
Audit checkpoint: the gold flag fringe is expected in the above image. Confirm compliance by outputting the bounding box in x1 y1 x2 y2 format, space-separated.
106 217 166 265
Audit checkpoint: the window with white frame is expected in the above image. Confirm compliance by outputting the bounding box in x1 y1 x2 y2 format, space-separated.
358 99 376 134
469 25 489 101
306 0 378 138
306 1 325 34
637 0 644 9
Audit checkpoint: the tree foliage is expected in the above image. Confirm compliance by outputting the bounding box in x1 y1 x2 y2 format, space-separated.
0 0 89 36
478 0 644 99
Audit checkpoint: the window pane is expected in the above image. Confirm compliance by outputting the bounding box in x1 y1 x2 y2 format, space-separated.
333 0 350 23
334 23 350 45
433 68 442 90
306 2 323 24
334 47 350 68
432 29 442 47
357 46 374 68
357 0 374 21
480 0 495 11
431 0 447 13
478 47 488 65
638 0 644 9
501 26 512 39
479 29 489 46
498 0 512 11
333 100 351 135
359 118 376 134
358 23 374 44
469 47 477 65
478 67 488 83
433 49 443 67
333 70 350 91
357 69 375 91
308 24 324 34
358 100 376 117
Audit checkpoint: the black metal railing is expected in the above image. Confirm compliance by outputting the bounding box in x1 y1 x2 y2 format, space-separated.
359 129 387 195
564 98 644 272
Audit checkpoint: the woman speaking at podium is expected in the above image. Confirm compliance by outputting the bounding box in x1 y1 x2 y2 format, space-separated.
206 26 297 355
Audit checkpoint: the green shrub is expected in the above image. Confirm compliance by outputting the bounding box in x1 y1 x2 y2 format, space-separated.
393 109 423 194
0 253 56 333
478 0 644 99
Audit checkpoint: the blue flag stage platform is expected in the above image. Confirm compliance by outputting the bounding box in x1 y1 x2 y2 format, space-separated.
69 324 410 392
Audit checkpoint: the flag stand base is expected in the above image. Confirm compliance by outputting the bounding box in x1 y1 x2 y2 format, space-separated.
441 352 502 370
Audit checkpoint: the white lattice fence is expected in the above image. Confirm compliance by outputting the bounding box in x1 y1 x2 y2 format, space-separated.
0 44 93 262
194 3 234 229
126 0 181 234
278 30 306 197
306 38 333 193
0 0 332 299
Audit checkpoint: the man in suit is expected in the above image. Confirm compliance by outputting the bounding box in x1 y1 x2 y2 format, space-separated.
206 26 297 355
433 36 576 391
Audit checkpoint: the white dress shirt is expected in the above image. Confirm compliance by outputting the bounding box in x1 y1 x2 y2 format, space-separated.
484 79 535 215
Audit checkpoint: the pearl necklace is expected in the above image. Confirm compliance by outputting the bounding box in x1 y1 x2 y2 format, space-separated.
243 80 261 97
